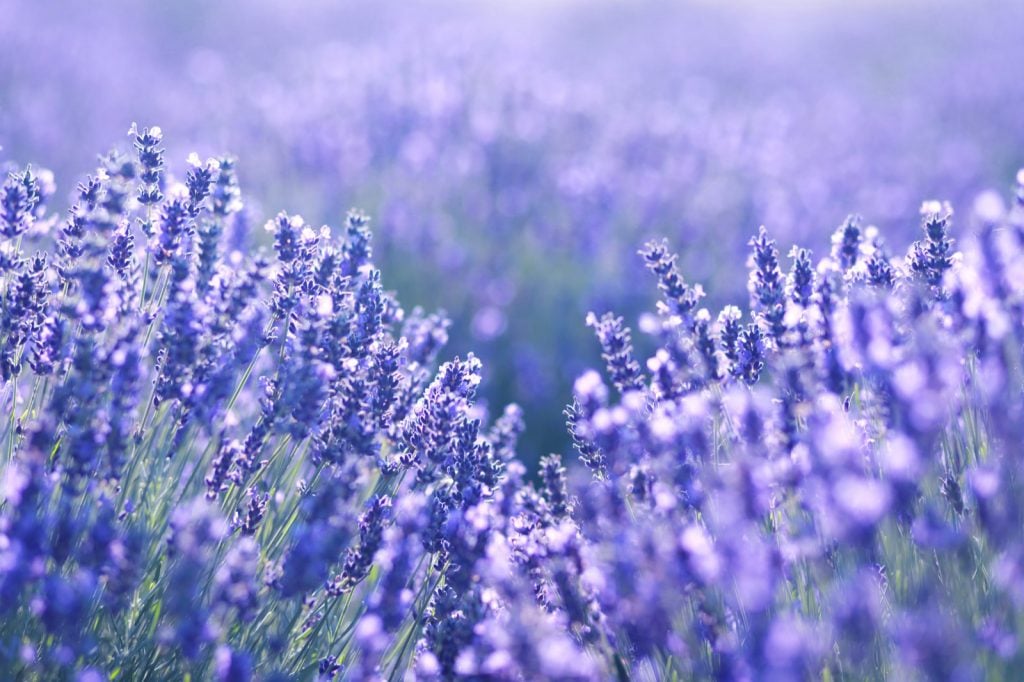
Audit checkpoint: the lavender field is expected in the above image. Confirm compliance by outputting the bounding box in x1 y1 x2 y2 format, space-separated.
2 1 1024 679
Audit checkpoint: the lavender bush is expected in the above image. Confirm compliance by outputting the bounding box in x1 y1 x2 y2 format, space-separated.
0 130 535 679
561 179 1024 680
3 121 1024 679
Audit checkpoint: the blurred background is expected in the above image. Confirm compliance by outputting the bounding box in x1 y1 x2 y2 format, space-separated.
2 0 1022 466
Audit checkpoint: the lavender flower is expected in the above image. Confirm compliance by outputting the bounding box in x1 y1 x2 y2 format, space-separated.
586 312 644 394
213 537 260 623
539 454 571 519
640 238 704 324
130 123 164 209
787 245 815 307
908 200 956 291
748 226 787 346
1 167 42 237
331 494 391 593
831 214 863 272
163 498 228 659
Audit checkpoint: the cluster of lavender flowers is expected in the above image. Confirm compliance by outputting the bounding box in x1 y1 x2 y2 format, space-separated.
5 125 1024 679
559 173 1024 679
0 128 553 680
4 2 1024 460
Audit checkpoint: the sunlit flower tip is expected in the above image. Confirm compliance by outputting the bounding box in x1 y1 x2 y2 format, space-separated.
920 199 950 217
647 348 669 372
573 369 604 397
879 435 920 480
638 312 662 334
972 190 1005 224
316 294 334 317
542 521 573 550
833 476 891 526
679 525 720 582
622 389 646 412
718 305 741 324
416 653 441 676
590 408 614 433
650 413 676 442
969 467 1000 500
355 613 383 642
3 470 35 510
